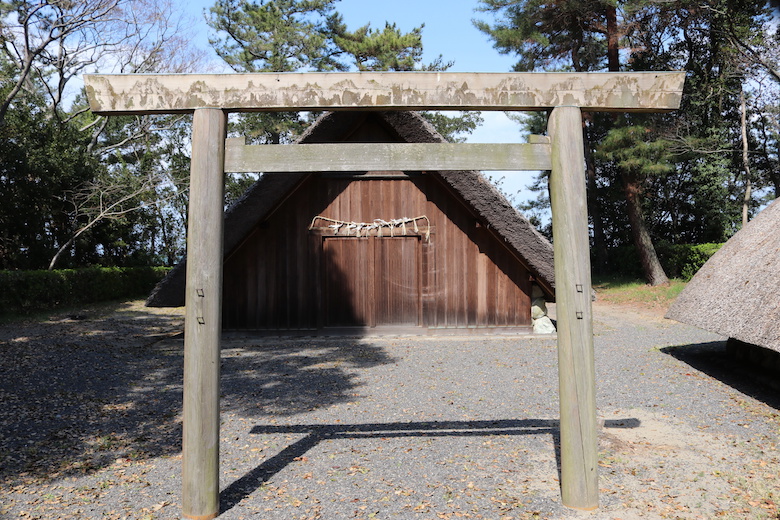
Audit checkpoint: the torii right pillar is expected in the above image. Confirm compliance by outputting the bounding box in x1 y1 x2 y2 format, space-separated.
548 105 599 510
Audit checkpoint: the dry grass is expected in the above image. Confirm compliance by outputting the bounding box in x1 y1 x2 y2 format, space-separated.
592 276 687 309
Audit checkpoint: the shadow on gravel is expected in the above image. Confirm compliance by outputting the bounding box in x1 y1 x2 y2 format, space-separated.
220 417 639 513
662 341 780 411
0 302 185 484
219 340 396 418
0 310 394 485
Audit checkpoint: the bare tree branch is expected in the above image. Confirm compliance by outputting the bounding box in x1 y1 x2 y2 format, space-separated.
48 171 187 270
0 0 124 123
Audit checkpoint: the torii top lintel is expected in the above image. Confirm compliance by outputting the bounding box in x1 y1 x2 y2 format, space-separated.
84 72 685 115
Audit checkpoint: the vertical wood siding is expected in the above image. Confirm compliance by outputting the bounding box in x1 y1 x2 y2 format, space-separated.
222 173 532 331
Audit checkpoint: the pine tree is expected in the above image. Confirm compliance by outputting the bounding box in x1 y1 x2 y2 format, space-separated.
332 20 425 71
474 0 774 284
475 0 619 277
207 0 481 143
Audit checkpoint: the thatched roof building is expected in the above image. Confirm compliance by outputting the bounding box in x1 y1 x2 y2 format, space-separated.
666 198 780 352
148 111 555 334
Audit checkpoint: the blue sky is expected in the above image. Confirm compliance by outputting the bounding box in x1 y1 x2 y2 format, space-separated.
187 0 517 73
184 0 539 204
335 0 516 73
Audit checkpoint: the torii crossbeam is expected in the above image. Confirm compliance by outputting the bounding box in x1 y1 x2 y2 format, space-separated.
85 71 685 520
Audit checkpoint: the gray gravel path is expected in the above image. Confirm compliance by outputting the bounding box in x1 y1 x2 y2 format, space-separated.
1 301 778 519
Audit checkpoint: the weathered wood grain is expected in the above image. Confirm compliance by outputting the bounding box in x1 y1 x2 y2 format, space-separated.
221 174 532 331
84 72 685 114
548 106 599 510
182 108 226 520
224 141 552 172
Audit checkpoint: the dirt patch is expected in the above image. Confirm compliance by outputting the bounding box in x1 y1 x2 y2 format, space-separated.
592 299 670 325
596 410 742 519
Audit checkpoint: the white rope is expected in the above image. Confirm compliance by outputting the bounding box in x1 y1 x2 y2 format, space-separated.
309 215 431 241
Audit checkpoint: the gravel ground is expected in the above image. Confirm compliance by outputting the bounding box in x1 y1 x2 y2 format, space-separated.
0 300 778 520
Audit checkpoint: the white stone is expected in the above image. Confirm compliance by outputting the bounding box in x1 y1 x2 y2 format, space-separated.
531 297 548 319
533 316 557 334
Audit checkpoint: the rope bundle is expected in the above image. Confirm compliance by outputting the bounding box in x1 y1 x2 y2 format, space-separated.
309 215 431 240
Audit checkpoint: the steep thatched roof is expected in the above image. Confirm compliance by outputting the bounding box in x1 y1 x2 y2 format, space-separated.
666 198 780 352
147 111 555 307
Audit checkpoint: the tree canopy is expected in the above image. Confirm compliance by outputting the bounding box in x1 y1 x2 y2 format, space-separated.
0 0 204 270
475 0 778 284
0 0 481 270
207 0 478 144
3 0 776 282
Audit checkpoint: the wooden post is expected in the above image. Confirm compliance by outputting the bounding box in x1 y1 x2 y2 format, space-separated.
182 108 226 520
548 106 598 510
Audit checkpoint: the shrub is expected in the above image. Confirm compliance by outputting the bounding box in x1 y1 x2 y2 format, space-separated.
603 242 723 281
655 242 723 280
0 267 170 315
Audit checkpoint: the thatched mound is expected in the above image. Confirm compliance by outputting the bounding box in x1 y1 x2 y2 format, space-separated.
666 198 780 352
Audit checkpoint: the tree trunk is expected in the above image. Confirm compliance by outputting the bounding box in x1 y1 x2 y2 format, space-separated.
48 237 75 271
740 89 752 227
583 121 608 273
623 174 668 286
603 4 666 284
606 5 620 72
595 3 620 274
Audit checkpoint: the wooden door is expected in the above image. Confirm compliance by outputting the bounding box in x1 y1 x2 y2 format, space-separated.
322 236 419 328
323 237 371 326
374 237 419 325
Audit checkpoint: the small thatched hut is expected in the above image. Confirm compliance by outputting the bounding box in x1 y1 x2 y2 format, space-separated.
148 111 556 335
666 197 780 354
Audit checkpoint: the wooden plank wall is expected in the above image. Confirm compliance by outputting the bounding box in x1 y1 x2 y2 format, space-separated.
222 173 532 331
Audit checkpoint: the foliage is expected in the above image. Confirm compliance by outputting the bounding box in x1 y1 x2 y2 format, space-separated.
597 125 673 181
656 242 723 280
0 267 170 314
420 111 484 143
474 0 610 72
332 20 425 72
606 242 723 280
4 0 772 277
0 0 206 122
0 0 484 272
474 0 776 283
0 90 98 269
207 0 343 72
0 0 120 122
0 0 205 270
0 91 193 269
207 0 479 143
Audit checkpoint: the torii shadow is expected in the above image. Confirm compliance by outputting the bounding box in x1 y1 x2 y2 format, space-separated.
219 417 640 513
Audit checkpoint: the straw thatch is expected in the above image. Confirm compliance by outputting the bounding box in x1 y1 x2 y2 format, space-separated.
666 198 780 352
147 111 555 308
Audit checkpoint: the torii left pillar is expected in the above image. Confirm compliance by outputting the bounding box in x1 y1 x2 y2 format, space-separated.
182 108 227 520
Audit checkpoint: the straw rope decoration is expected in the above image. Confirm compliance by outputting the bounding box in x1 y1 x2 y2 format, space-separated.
309 215 431 241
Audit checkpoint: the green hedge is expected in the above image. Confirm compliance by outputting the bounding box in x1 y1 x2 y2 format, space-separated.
0 266 170 315
656 242 723 280
605 242 723 281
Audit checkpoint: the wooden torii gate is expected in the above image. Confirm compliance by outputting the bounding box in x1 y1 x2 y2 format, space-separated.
85 71 685 520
